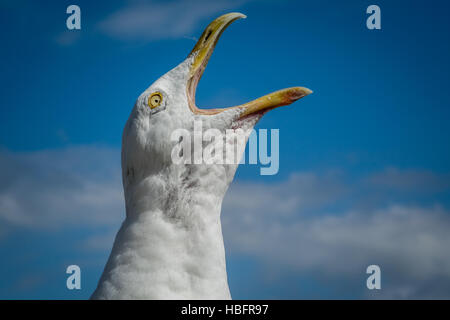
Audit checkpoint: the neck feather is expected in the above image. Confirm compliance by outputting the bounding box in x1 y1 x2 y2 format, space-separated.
92 164 234 299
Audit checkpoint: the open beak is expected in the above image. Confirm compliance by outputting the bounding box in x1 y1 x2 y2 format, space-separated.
186 12 312 119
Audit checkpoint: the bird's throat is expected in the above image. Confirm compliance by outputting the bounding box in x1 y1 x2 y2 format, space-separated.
92 167 232 299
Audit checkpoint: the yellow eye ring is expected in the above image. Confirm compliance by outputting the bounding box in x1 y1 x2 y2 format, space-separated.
148 92 163 109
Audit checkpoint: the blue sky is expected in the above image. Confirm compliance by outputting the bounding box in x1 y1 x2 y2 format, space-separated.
1 0 450 299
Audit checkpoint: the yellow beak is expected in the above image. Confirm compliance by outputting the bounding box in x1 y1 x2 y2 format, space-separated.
186 12 312 118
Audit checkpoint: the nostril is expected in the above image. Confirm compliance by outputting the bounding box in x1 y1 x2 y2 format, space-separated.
204 29 212 42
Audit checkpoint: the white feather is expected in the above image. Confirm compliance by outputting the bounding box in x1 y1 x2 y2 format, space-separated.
91 58 260 299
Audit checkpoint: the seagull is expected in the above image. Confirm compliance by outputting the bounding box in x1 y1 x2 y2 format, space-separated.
91 12 311 300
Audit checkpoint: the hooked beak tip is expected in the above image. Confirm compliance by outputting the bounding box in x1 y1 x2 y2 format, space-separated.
289 87 313 102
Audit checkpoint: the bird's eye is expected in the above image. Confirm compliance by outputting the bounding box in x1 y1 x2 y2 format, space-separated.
148 92 163 109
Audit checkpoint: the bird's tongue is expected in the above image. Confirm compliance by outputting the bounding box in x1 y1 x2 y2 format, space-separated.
186 12 311 119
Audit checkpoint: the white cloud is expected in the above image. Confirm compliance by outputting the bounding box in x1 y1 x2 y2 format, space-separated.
224 200 450 277
97 0 251 41
366 167 450 193
225 171 348 217
81 230 117 252
54 31 81 47
1 145 450 298
221 171 450 298
0 146 124 228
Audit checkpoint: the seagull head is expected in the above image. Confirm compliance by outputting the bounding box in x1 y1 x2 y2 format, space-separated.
122 12 311 193
93 13 312 299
